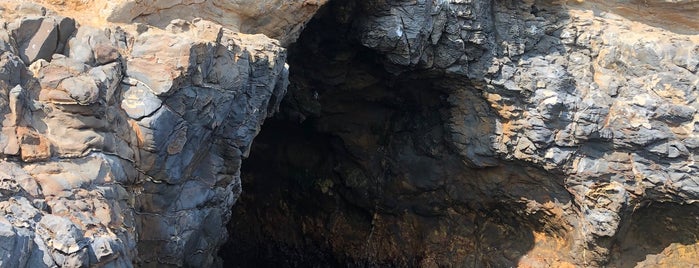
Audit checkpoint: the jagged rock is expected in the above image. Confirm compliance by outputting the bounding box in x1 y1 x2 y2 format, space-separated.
1 0 699 267
10 17 58 64
36 215 87 258
120 83 161 119
223 0 699 267
8 15 74 65
11 0 326 46
60 75 100 105
0 1 293 266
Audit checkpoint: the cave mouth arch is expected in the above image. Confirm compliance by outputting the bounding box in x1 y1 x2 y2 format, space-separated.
219 0 574 267
608 203 699 268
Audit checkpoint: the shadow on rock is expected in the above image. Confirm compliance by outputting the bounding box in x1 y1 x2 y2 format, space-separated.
222 0 578 266
609 203 699 267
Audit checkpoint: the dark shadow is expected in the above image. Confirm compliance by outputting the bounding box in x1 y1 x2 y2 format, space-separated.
609 202 699 267
222 0 578 267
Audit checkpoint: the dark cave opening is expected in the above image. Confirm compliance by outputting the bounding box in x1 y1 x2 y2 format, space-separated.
219 1 574 267
608 203 699 267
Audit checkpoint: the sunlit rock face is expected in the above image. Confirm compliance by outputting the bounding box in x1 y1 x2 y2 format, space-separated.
1 0 699 267
223 0 699 267
25 0 327 46
0 1 294 266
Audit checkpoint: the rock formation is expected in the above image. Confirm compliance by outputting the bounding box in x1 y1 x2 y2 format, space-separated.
1 0 698 267
224 0 699 267
0 0 316 266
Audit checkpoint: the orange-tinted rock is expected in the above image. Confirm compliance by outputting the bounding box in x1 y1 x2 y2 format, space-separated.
17 127 51 162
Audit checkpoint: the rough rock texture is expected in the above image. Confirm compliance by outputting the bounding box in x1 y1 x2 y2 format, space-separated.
223 0 699 267
2 0 699 267
32 0 327 46
0 1 291 266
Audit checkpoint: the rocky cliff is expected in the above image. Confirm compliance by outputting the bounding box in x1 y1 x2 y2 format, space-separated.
0 0 325 266
1 0 698 267
224 0 699 267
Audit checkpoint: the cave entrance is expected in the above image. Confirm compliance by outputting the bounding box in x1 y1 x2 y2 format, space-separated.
219 1 572 267
608 203 699 267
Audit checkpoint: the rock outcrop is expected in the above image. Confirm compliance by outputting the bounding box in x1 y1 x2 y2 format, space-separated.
224 0 699 267
31 0 327 46
0 1 295 266
2 0 699 267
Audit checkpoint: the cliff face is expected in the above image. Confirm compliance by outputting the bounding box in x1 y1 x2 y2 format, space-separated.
1 0 698 267
225 0 699 267
0 0 313 266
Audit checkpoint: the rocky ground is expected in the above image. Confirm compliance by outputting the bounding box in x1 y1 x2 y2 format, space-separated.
0 0 698 267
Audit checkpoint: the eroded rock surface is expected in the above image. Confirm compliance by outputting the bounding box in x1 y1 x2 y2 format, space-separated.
2 0 699 267
29 0 327 46
0 1 289 266
224 0 699 267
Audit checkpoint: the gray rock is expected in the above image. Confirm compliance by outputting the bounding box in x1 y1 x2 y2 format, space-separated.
89 236 114 263
0 53 24 88
55 17 75 54
11 17 58 64
14 3 46 17
0 27 16 55
0 217 19 267
120 82 161 119
60 75 100 105
3 1 697 267
0 10 289 268
36 215 85 255
65 27 96 65
222 1 699 267
89 62 122 103
655 103 696 124
65 26 115 66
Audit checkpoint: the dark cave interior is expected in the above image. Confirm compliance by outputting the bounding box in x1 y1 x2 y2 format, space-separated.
219 1 570 267
218 1 699 267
